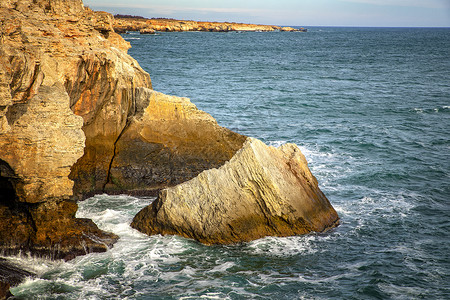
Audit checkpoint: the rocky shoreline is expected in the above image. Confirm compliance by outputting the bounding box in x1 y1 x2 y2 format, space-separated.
113 15 307 34
0 1 336 293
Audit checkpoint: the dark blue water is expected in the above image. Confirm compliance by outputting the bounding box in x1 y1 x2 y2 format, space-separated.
11 27 450 299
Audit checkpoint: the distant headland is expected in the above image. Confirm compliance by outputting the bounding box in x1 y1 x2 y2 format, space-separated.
113 14 307 33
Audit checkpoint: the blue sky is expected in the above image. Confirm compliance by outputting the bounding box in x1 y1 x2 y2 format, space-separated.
84 0 450 27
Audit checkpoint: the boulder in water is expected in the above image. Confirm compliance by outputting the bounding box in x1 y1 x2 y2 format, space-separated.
131 138 339 244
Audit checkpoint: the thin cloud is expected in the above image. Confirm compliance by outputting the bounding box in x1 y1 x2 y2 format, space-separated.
342 0 449 9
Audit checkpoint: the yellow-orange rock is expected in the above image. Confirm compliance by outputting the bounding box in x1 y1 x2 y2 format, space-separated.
0 0 247 259
107 88 246 194
113 16 305 33
0 0 143 259
132 138 339 244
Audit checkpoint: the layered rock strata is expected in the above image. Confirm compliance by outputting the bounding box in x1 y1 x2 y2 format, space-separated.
0 0 145 259
0 84 118 260
0 0 247 259
106 88 246 195
113 16 306 33
132 138 339 245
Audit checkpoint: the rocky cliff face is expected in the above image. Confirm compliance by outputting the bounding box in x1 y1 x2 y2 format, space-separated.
0 0 149 259
0 0 246 259
131 138 339 245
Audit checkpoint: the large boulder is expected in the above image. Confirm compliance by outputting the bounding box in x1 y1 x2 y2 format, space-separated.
131 138 339 244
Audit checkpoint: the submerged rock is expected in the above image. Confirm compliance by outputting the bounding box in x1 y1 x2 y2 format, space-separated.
0 258 34 299
132 138 339 244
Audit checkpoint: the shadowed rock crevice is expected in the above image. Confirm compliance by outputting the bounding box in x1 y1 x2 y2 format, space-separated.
103 119 132 192
0 159 18 204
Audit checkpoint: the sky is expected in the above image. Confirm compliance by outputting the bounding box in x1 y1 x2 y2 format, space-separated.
84 0 450 27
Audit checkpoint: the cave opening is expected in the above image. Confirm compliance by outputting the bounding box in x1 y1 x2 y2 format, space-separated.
0 160 18 207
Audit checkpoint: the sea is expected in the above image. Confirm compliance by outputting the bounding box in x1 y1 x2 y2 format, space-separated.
8 27 450 299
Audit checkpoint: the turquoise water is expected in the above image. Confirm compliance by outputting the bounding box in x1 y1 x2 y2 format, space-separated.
11 27 450 299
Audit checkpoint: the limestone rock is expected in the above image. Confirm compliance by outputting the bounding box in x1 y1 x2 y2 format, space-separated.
0 0 310 260
131 138 339 245
0 85 118 260
0 85 85 203
0 0 246 259
106 88 246 194
139 28 155 34
113 16 286 33
0 0 136 259
1 0 151 199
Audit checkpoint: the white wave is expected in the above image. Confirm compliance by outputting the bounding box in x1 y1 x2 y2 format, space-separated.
12 195 193 298
180 292 232 300
332 204 352 216
124 37 141 40
245 235 318 257
206 261 235 273
1 254 63 276
379 282 427 299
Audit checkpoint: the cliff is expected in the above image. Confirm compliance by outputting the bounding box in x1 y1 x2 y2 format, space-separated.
132 138 339 244
113 16 306 33
106 88 245 194
0 0 131 260
0 0 246 259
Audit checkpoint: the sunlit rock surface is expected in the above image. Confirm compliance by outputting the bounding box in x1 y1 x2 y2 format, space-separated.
0 0 141 259
113 16 304 33
132 138 339 245
107 88 246 194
